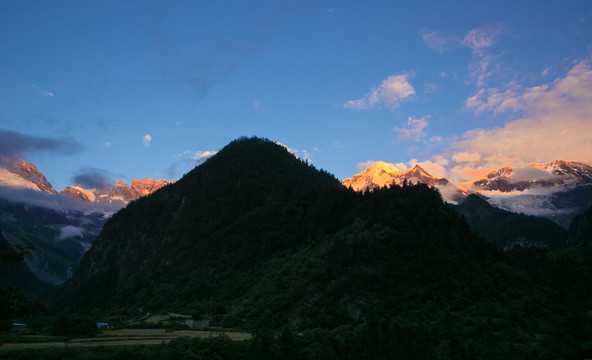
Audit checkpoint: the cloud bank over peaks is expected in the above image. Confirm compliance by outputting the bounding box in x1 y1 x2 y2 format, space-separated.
344 74 415 110
438 55 592 182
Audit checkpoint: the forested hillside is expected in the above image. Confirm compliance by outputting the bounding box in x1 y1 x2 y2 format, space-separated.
49 138 592 358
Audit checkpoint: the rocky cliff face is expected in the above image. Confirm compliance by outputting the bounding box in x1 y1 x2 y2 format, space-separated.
129 179 170 199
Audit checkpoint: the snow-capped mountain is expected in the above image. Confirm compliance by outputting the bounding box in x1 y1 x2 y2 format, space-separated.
345 159 592 229
342 161 464 203
0 157 57 194
468 160 592 228
342 162 448 190
470 160 592 193
0 157 171 205
60 178 171 205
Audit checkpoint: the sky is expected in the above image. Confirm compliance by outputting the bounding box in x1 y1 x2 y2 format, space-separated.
1 1 591 191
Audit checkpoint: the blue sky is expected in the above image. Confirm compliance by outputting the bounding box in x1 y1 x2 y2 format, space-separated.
1 1 591 191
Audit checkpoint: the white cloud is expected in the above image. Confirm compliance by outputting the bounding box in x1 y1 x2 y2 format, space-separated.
357 160 377 170
275 142 314 163
508 167 561 184
394 162 408 171
104 141 112 148
344 74 415 110
393 116 429 142
142 134 152 147
58 225 84 240
192 150 217 164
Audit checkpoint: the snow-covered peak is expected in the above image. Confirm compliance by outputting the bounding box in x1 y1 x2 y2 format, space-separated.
0 157 57 194
528 160 592 181
343 161 450 191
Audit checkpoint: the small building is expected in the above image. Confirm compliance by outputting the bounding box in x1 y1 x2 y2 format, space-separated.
11 323 28 333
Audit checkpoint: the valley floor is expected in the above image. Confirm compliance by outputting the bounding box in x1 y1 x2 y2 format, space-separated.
0 328 251 350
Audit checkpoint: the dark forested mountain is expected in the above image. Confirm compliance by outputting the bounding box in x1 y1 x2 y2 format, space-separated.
0 198 107 286
55 138 592 358
568 204 592 243
455 194 567 249
60 137 345 310
0 224 51 297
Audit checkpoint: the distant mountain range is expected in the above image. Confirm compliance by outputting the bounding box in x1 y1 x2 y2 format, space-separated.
343 159 592 228
0 157 170 286
0 156 171 205
1 150 592 289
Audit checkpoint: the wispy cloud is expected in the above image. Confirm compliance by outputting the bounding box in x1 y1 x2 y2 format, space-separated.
0 129 84 158
32 84 55 97
463 24 505 55
463 24 507 86
420 28 458 53
142 134 152 147
393 116 429 142
344 74 415 110
465 81 522 115
467 53 502 87
252 100 263 111
424 83 438 94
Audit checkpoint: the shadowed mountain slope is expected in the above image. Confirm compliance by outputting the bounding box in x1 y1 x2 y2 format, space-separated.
455 194 567 249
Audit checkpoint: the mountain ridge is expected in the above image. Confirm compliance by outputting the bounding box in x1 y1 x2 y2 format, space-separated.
345 159 592 227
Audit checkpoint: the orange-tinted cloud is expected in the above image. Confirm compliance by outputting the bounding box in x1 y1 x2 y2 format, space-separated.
448 57 592 179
